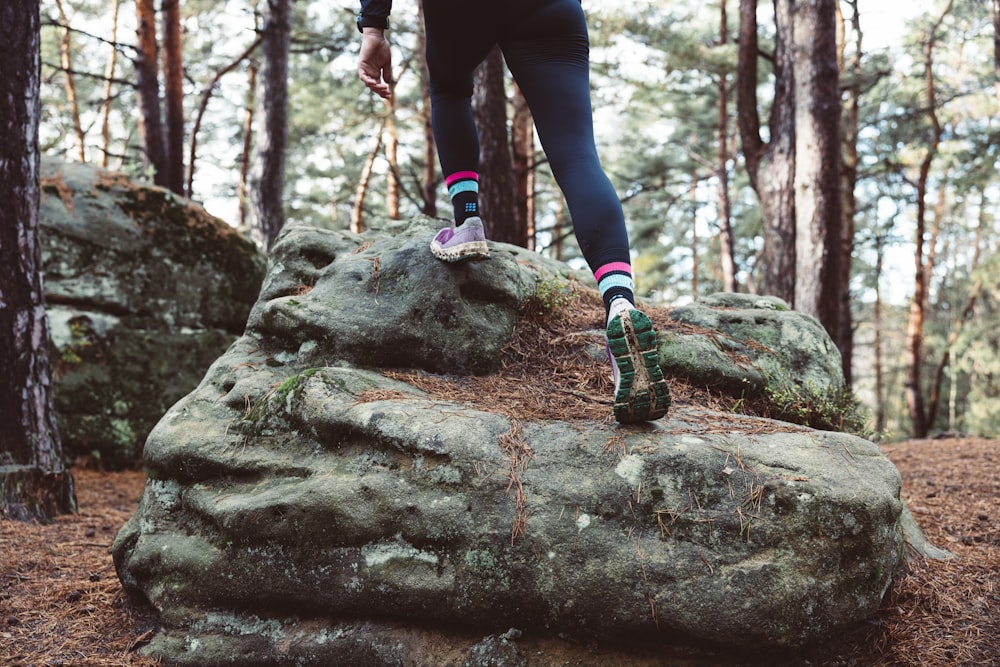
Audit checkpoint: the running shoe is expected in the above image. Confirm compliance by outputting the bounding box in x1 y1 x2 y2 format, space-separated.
430 216 490 262
606 306 671 423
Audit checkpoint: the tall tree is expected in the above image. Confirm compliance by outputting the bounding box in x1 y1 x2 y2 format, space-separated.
994 0 1000 105
737 0 843 336
791 0 842 332
904 0 954 438
162 0 185 194
250 0 291 249
417 0 437 216
98 0 122 168
53 0 86 162
737 0 796 303
473 46 519 245
0 0 75 521
715 0 738 292
836 0 861 386
512 83 535 251
134 0 168 187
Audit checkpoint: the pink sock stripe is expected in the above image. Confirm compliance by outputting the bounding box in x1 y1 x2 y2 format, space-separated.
445 171 479 186
594 262 632 282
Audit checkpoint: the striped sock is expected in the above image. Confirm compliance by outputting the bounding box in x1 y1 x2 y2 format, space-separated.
595 262 635 321
446 171 479 226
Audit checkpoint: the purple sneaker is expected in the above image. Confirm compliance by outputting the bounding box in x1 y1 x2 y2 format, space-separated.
430 216 490 262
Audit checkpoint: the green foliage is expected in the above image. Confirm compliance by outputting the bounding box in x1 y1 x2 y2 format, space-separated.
519 276 576 320
762 382 871 437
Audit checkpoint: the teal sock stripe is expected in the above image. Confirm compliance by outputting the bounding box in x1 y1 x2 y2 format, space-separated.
598 273 634 299
448 180 479 197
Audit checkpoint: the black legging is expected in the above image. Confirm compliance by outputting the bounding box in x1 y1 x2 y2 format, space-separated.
422 0 630 273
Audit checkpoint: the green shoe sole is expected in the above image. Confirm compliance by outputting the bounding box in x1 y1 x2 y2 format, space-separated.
607 309 671 423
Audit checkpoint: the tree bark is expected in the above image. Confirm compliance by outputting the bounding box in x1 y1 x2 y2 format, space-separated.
792 0 842 335
239 4 261 231
905 0 953 438
386 88 401 219
994 0 1000 105
417 0 437 217
250 0 291 250
0 0 75 521
162 0 185 194
512 83 535 250
472 46 518 245
352 125 384 234
737 0 796 304
99 0 121 168
135 0 167 187
54 0 86 163
715 0 737 292
836 0 861 387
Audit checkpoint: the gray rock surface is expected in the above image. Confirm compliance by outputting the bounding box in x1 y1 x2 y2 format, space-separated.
40 159 265 467
114 221 910 665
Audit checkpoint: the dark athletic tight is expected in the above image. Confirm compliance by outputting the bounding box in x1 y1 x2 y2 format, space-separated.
422 0 630 274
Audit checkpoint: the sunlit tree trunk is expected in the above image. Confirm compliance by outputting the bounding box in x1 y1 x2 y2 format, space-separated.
473 46 518 245
417 0 437 217
352 125 384 234
512 83 535 250
737 0 796 303
716 0 737 292
54 0 86 162
873 229 886 436
239 3 260 231
99 0 121 168
162 0 185 194
135 0 167 186
836 0 861 386
792 0 842 333
905 0 953 438
386 88 401 219
250 0 291 250
993 0 1000 105
188 35 263 198
0 0 76 521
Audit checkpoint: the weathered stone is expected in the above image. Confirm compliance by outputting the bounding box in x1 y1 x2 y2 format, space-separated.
113 221 913 665
39 159 266 467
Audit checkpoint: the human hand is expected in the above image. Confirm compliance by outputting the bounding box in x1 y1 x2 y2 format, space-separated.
358 28 393 99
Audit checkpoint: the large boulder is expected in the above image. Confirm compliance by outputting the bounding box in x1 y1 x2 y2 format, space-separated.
40 159 266 468
114 220 909 665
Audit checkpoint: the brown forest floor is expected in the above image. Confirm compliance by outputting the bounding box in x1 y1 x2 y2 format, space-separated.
1 438 996 666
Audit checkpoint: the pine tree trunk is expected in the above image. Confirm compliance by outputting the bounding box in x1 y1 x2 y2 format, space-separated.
99 0 121 168
250 0 291 250
0 0 76 521
512 84 534 250
162 0 185 194
135 0 167 187
239 7 260 232
417 0 437 217
472 47 518 245
994 0 1000 105
905 0 953 438
737 0 796 304
792 0 842 334
837 0 861 387
54 0 86 162
386 91 401 219
715 0 737 292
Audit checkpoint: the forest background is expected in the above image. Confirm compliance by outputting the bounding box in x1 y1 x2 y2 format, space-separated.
37 0 1000 443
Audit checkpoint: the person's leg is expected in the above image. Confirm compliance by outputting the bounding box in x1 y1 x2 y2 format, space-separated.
422 1 496 261
500 0 670 422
